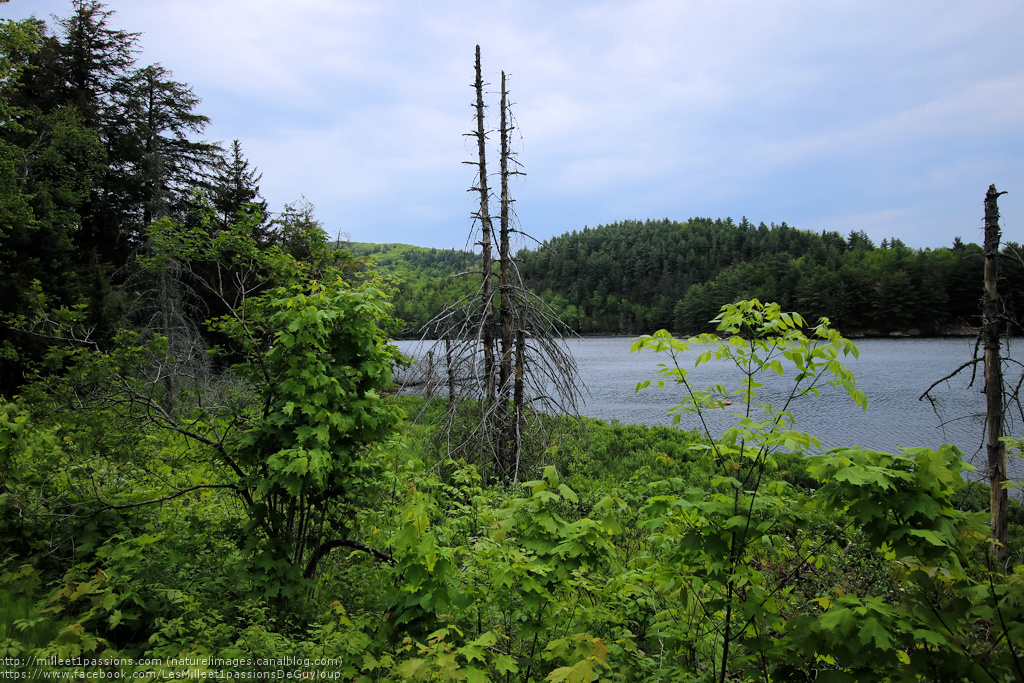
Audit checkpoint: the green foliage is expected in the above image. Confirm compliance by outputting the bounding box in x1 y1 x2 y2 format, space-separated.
387 460 636 681
348 242 479 334
792 446 1023 681
1 201 404 633
145 209 404 602
621 300 1024 681
513 217 996 336
231 280 403 599
6 297 1024 680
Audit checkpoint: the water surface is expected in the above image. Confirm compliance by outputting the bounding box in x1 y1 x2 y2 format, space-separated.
396 336 1018 477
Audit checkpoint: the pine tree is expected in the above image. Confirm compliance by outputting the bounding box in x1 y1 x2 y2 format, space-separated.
54 0 138 129
49 0 139 268
109 62 219 231
211 139 268 236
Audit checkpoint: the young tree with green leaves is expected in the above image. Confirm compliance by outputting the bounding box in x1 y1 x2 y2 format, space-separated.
631 301 1022 681
633 300 867 680
4 198 403 608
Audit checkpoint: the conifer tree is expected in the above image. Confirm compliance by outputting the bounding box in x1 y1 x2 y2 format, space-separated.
54 0 138 129
211 139 268 234
109 62 219 232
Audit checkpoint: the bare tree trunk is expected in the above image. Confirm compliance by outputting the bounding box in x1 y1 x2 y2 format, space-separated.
424 349 435 401
472 45 496 409
495 71 517 477
513 311 526 480
984 183 1008 562
499 71 514 397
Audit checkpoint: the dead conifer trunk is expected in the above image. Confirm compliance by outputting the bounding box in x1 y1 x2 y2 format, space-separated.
414 46 584 483
472 45 496 408
499 71 514 397
445 335 456 416
495 71 517 477
513 310 527 480
984 183 1009 562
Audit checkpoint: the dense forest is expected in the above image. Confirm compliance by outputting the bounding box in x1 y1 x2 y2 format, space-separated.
2 3 1023 681
518 218 1024 336
348 243 478 335
364 220 1024 339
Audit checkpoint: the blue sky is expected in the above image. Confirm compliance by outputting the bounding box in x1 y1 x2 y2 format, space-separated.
11 0 1024 251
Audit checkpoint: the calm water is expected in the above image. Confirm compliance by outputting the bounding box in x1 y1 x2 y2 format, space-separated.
396 336 1019 477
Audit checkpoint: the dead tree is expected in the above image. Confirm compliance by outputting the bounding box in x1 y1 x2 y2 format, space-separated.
471 45 497 408
921 184 1012 563
495 70 521 476
984 184 1009 561
410 47 583 482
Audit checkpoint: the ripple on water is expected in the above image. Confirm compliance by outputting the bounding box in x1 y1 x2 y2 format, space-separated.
395 336 1020 481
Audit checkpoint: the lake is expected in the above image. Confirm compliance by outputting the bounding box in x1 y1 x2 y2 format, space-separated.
395 336 1019 478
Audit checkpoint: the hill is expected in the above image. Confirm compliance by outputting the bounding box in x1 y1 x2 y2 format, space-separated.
354 218 1024 337
515 217 1012 335
348 242 479 334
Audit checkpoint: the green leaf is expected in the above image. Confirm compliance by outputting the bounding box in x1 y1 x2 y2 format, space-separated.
558 483 579 504
420 532 437 571
858 617 893 650
493 654 519 674
393 523 419 553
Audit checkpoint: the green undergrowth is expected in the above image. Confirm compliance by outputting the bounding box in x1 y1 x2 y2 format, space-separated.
3 299 1024 680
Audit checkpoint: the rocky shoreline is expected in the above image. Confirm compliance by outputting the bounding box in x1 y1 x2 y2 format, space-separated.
841 324 981 339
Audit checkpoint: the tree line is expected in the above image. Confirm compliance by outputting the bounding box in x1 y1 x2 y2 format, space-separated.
513 217 1024 336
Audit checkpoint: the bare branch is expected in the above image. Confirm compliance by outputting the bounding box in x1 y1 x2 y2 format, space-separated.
94 484 239 513
919 358 984 401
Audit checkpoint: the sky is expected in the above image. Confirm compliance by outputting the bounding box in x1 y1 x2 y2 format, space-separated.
10 0 1024 251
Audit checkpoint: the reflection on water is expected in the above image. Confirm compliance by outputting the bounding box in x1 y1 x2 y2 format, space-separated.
396 336 1022 479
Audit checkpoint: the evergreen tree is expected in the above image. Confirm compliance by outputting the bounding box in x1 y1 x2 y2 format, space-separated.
0 15 108 392
54 0 138 129
847 229 875 251
50 0 140 272
108 62 219 232
211 139 268 235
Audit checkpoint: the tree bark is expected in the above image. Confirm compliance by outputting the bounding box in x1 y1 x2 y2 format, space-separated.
445 334 456 416
497 71 516 477
472 46 496 409
499 71 514 397
513 311 526 480
983 183 1008 562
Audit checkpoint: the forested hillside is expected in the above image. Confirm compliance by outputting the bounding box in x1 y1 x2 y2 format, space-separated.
348 243 478 334
516 217 1023 335
372 217 1019 338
